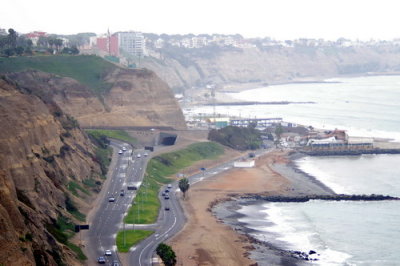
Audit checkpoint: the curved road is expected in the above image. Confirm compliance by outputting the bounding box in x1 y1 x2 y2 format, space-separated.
87 138 269 266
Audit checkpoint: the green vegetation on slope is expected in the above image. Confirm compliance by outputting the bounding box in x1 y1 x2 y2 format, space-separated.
116 230 154 252
46 215 87 261
208 126 262 150
124 142 224 224
0 55 117 94
86 129 137 145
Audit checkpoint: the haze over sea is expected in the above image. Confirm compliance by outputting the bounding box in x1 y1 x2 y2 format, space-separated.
192 75 400 265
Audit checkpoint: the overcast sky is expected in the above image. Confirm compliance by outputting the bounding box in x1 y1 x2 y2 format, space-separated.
1 0 399 40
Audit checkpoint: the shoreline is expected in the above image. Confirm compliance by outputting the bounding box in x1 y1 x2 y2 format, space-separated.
169 150 336 265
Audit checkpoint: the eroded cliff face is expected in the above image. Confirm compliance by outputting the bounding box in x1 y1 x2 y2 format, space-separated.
0 77 103 265
6 68 186 130
142 46 400 91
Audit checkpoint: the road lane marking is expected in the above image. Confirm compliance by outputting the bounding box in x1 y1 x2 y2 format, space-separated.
139 240 154 266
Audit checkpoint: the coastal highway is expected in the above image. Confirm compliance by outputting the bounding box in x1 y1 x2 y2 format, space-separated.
85 140 148 265
130 148 271 266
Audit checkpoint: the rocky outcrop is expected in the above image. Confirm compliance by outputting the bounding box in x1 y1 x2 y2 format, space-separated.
0 76 103 265
6 68 186 130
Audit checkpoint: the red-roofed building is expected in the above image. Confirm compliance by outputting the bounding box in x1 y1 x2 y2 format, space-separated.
25 31 48 46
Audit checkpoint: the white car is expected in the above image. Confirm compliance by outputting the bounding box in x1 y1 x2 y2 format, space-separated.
137 154 141 158
108 197 115 202
118 150 123 155
104 250 112 256
122 147 127 151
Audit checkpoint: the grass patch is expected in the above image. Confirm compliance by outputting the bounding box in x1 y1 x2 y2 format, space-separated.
68 181 90 197
46 215 87 261
0 55 117 94
66 242 87 261
116 230 154 252
124 142 224 224
86 129 137 144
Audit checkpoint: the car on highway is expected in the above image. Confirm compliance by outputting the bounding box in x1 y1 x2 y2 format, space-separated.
161 192 166 196
108 197 115 202
164 195 170 200
118 150 123 154
165 189 169 193
144 152 148 157
97 256 106 264
122 146 127 151
104 249 112 256
120 190 125 196
112 260 120 266
167 184 172 189
165 206 170 211
137 154 141 158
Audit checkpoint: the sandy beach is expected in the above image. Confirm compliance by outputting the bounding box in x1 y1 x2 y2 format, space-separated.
169 149 332 265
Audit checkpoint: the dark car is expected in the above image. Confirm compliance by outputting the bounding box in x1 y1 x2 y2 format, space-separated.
113 260 120 266
120 190 125 196
97 256 106 264
165 189 169 193
161 192 165 196
164 196 170 200
165 206 170 211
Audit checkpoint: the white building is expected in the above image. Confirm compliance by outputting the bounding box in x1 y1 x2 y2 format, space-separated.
117 31 146 57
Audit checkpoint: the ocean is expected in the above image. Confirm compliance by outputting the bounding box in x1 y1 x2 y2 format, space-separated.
190 75 400 265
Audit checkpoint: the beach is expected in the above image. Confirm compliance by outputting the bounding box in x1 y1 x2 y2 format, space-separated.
169 150 333 265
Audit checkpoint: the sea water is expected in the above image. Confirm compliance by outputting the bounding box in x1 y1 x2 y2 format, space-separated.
190 76 400 265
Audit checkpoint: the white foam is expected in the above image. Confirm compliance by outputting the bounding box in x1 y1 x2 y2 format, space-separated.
295 157 349 194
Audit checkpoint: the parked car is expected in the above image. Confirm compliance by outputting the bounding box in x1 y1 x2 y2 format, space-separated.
108 197 115 202
97 256 106 264
104 250 112 256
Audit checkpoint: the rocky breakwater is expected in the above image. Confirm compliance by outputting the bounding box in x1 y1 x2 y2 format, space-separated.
0 76 103 265
6 68 186 130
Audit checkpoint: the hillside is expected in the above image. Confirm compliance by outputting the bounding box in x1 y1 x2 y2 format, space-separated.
0 76 104 265
142 45 400 92
0 55 186 129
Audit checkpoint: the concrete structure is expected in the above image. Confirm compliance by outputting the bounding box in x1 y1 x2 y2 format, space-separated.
234 160 255 168
96 33 119 56
230 118 282 128
118 31 145 58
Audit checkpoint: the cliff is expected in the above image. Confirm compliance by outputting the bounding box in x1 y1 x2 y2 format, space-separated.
0 56 186 130
142 45 400 91
0 76 103 265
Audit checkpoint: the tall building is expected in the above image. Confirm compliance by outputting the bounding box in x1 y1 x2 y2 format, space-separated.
117 32 145 58
95 33 119 56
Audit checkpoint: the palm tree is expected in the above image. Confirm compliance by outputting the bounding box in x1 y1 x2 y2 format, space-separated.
178 178 190 199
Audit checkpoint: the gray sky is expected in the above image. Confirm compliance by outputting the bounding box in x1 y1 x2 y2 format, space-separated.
1 0 399 40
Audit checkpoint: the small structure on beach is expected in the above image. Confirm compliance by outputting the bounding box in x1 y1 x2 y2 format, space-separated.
234 160 255 168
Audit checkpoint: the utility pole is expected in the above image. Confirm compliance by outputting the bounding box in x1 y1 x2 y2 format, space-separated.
123 220 126 247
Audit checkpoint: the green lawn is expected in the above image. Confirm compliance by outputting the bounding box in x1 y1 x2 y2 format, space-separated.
86 129 137 144
0 55 117 94
124 142 224 224
116 230 154 252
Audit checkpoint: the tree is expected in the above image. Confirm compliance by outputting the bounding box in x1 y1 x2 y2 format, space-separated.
7 28 17 49
274 124 283 147
156 243 176 266
178 178 190 199
15 46 24 56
